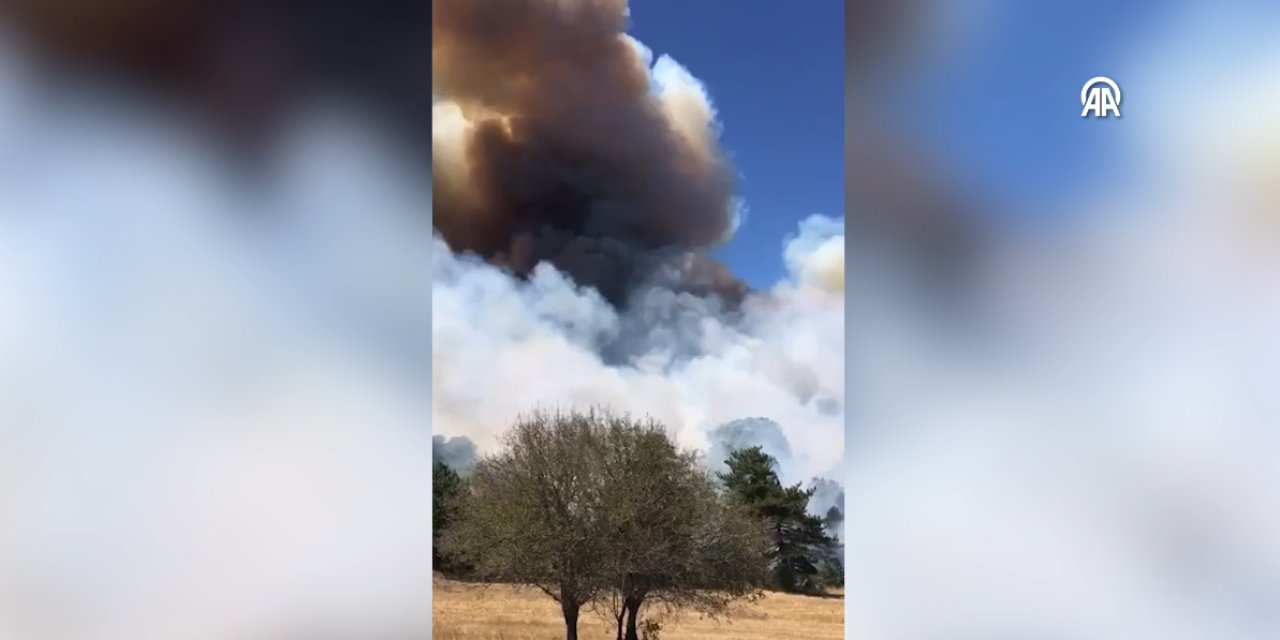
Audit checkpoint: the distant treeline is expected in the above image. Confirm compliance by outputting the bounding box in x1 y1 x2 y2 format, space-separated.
432 408 842 640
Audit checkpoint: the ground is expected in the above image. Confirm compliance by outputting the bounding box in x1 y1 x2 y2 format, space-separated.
432 575 843 640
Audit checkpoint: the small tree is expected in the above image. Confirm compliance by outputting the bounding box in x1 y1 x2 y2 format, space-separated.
591 415 769 640
439 410 612 640
622 490 769 634
718 446 838 593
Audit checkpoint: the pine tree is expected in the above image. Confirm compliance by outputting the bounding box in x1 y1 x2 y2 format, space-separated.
433 461 464 572
717 446 837 593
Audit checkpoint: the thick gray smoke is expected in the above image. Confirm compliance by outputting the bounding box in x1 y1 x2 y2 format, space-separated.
706 418 795 474
432 0 745 307
432 435 478 473
809 477 845 537
432 210 845 484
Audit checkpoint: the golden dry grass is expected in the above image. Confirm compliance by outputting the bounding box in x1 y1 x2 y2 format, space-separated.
432 575 843 640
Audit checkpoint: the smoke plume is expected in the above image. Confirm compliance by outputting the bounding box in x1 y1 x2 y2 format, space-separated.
809 476 845 536
432 211 845 484
430 0 845 491
431 0 745 307
432 435 478 473
706 418 795 476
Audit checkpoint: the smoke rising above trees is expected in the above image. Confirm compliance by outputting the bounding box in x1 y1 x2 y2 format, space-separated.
431 0 846 494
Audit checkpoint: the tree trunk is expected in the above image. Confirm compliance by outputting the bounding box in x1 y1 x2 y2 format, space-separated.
623 597 643 640
562 600 580 640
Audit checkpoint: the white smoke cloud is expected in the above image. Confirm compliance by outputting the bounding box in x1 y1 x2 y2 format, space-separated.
786 214 847 294
651 53 720 155
431 210 845 484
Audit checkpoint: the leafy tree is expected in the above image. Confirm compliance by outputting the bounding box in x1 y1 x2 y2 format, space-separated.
718 446 838 593
591 414 768 640
439 410 612 640
440 408 769 640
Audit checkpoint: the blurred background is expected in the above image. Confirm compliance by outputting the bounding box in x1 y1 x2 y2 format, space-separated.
0 2 431 639
846 0 1280 638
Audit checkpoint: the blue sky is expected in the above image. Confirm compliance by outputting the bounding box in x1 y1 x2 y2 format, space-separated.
627 2 844 289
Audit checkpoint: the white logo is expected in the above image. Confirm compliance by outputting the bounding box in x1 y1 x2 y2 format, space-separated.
1081 76 1121 118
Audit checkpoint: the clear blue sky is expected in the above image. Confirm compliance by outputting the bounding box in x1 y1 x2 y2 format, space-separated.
627 2 844 290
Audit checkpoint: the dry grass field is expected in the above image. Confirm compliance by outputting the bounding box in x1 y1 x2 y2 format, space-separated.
432 575 843 640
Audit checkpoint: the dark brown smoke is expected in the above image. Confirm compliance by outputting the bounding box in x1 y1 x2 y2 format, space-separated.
432 0 746 306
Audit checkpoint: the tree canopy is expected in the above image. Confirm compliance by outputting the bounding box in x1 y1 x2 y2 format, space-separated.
432 461 466 573
718 446 840 593
438 409 772 640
